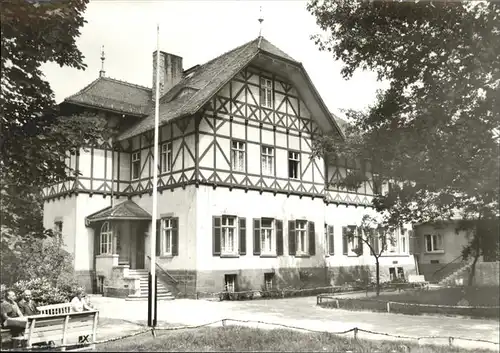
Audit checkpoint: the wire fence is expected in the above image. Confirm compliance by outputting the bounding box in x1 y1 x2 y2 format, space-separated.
1 317 498 352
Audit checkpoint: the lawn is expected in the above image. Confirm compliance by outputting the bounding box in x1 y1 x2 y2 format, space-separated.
95 326 495 352
379 286 499 307
318 286 499 319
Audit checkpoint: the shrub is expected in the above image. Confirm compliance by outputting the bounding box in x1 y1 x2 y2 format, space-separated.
1 235 75 288
11 277 83 306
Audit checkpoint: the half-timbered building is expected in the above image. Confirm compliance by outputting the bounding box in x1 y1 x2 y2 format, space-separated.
43 36 417 299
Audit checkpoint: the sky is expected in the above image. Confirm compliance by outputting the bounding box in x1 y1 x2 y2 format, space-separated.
41 0 386 118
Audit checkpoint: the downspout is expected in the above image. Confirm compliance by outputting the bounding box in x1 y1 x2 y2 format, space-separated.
110 137 114 208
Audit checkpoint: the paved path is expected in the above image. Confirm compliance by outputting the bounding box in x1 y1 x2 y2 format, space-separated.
90 295 499 351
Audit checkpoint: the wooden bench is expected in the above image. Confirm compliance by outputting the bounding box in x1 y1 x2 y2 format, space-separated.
37 303 72 315
408 275 429 289
9 310 99 350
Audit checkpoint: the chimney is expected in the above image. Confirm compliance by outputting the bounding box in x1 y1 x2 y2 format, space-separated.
152 51 183 102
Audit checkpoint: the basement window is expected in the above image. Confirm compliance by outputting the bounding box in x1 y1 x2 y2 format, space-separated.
224 274 236 293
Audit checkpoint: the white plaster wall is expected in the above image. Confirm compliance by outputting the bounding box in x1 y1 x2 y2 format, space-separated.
132 185 197 270
75 194 120 271
415 222 470 264
196 186 327 271
43 197 77 256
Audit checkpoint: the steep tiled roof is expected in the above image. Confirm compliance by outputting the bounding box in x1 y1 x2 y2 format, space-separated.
86 200 151 223
64 77 152 116
118 37 301 140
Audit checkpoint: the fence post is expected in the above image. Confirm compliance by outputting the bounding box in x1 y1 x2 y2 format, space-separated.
353 327 358 341
336 299 340 309
449 337 454 347
387 301 391 313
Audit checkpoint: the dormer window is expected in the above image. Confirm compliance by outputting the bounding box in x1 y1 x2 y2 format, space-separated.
260 77 273 108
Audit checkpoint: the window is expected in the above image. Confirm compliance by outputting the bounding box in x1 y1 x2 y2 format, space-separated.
221 216 237 254
160 142 172 173
261 146 274 176
325 224 334 256
425 234 443 253
231 141 246 172
388 231 398 253
397 267 405 280
296 220 307 254
162 218 173 255
131 152 140 180
100 221 113 255
253 218 283 256
342 226 362 255
261 218 275 255
224 274 236 293
288 151 300 179
156 217 178 257
264 273 275 291
213 216 246 257
389 267 396 281
289 220 315 256
260 77 273 108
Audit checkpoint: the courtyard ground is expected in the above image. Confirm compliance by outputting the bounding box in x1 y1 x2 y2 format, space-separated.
90 295 499 351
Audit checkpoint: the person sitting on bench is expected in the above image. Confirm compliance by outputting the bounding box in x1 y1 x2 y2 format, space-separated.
70 290 93 313
18 290 39 316
0 290 24 337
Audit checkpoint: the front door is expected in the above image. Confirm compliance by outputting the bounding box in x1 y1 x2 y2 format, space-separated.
135 232 145 269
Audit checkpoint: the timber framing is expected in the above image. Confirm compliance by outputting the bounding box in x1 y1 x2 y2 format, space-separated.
43 58 375 208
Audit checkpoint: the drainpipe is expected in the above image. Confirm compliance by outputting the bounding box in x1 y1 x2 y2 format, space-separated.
110 136 114 208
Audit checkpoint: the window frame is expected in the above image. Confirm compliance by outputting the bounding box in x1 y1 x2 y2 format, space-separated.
264 273 275 291
100 221 113 255
160 142 172 173
424 234 444 253
162 218 173 256
224 274 236 293
288 151 300 180
260 218 275 256
260 77 273 108
231 140 246 172
131 151 141 180
221 215 239 256
261 146 274 176
295 220 308 255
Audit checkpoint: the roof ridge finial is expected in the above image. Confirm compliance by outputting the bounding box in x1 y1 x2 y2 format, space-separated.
258 6 264 48
99 45 106 78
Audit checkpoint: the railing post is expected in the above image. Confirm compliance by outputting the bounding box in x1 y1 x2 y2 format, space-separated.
336 299 340 309
387 301 391 313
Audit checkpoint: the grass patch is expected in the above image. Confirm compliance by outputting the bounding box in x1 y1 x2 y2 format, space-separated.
95 326 494 352
378 286 499 307
319 287 500 319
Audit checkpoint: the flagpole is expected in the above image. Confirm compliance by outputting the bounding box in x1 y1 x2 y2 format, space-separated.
150 23 160 328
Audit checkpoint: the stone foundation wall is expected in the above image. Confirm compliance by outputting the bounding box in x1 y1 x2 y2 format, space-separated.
327 264 417 286
158 270 197 298
196 266 329 295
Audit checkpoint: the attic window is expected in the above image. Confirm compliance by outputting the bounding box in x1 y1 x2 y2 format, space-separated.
260 77 273 108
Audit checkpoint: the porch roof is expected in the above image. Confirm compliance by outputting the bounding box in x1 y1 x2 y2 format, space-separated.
85 200 151 224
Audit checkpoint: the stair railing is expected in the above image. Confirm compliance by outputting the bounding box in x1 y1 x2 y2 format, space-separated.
146 256 179 284
431 254 464 278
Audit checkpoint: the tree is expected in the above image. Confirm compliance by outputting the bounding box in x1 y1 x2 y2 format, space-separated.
1 0 107 242
307 1 500 284
346 214 395 296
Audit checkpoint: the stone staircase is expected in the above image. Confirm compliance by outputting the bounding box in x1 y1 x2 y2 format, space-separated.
126 269 175 301
438 259 474 286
